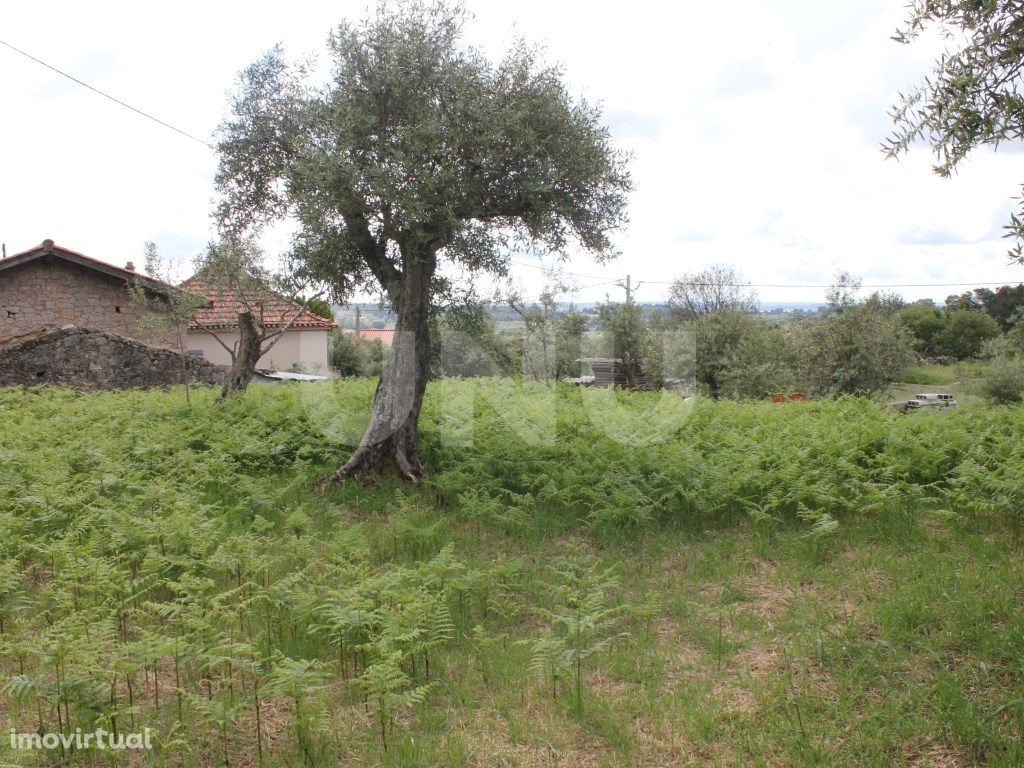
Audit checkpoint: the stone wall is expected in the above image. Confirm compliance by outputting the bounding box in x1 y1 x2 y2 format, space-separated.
0 326 225 390
0 258 176 347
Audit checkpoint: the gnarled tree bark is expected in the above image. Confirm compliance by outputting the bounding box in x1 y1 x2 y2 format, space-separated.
221 310 263 398
322 253 435 486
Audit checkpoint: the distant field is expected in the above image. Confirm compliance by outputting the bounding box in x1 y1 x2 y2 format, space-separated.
1 382 1022 766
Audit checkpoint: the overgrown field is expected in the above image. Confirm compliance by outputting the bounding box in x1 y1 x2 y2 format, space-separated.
1 381 1023 766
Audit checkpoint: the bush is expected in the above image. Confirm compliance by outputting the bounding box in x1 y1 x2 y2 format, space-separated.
978 357 1024 404
331 332 384 377
935 309 1001 359
793 303 915 397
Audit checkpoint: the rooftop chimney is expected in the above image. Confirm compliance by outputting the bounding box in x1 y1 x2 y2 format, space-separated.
125 261 136 272
41 238 55 253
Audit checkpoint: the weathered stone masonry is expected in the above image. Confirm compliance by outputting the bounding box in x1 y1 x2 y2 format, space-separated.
0 257 176 347
0 326 225 389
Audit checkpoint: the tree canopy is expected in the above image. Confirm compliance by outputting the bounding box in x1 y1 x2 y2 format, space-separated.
666 265 758 323
946 283 1024 330
215 2 631 303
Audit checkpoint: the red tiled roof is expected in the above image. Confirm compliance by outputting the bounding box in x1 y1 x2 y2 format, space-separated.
0 239 174 295
183 277 336 331
344 328 395 346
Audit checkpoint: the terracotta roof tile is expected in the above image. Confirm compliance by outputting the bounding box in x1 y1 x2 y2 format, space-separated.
183 277 336 331
345 328 395 346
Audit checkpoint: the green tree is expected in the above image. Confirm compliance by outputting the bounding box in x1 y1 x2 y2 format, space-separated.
297 297 334 322
982 284 1024 329
1007 309 1024 353
688 310 760 398
188 238 326 398
885 2 1024 260
128 242 210 406
899 300 945 356
430 310 517 378
946 285 1024 330
330 331 383 378
507 277 581 384
555 308 589 379
978 355 1024 404
794 282 915 397
215 2 630 483
597 301 662 389
717 321 797 399
935 308 1001 359
666 264 757 323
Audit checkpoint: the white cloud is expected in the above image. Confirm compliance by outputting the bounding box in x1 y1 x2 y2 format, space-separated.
1 0 1022 306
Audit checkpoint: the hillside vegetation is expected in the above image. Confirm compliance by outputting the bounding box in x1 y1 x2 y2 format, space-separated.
1 381 1023 766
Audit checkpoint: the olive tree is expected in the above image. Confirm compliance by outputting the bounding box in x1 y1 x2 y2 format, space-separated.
189 238 327 398
793 300 915 397
885 1 1024 260
666 265 758 323
214 2 631 483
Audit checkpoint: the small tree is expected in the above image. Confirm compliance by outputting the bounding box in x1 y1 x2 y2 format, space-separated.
825 270 861 313
597 301 662 389
298 296 334 322
507 275 574 384
717 321 797 399
794 277 915 396
667 264 758 323
978 356 1024 404
688 310 761 398
129 242 209 405
331 332 383 378
555 308 589 380
899 300 945 356
431 309 518 378
189 238 326 398
1007 309 1024 354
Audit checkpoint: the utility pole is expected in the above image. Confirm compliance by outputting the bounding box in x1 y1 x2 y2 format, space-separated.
616 274 643 305
355 306 361 335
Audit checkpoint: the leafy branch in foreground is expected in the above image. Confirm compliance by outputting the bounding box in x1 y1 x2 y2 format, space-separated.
884 1 1024 262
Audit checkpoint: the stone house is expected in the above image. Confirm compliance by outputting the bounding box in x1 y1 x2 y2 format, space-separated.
0 239 177 346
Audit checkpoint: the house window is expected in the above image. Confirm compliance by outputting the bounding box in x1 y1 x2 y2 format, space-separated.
187 349 205 358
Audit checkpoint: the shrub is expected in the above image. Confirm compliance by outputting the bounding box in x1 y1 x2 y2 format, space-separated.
330 332 383 377
935 309 1001 360
978 357 1024 404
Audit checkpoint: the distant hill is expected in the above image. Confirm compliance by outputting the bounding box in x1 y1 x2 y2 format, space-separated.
332 300 826 329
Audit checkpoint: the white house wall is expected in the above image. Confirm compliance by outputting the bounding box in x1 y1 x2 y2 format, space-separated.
187 329 330 374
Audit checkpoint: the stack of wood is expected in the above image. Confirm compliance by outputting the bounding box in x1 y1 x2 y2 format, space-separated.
575 357 651 389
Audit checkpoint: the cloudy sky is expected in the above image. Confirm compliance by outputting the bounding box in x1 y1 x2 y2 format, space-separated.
2 0 1023 306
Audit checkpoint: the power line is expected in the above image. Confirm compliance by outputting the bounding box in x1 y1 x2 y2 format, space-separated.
639 279 1020 288
0 39 1016 291
508 258 617 281
0 38 215 149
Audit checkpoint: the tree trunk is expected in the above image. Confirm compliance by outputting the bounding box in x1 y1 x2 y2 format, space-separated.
321 259 433 485
221 311 263 398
